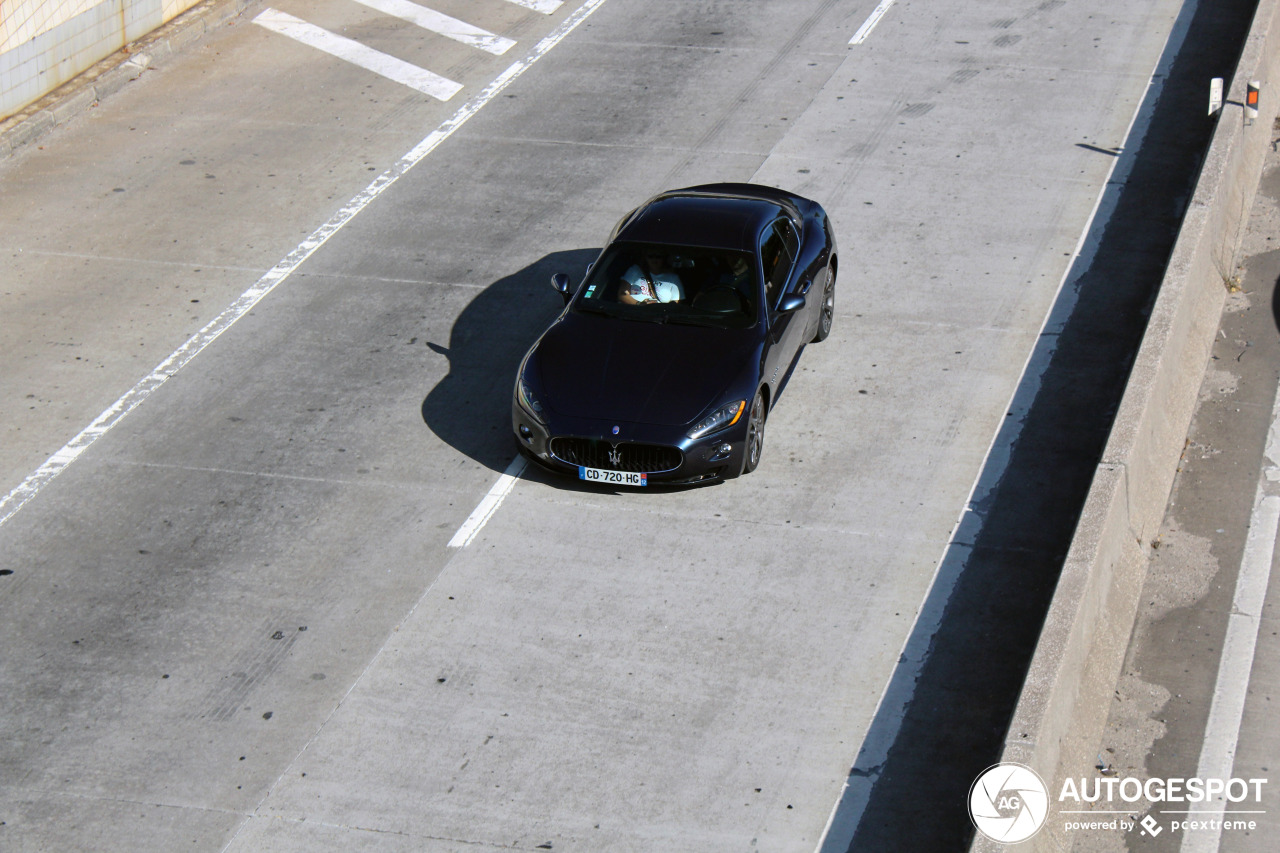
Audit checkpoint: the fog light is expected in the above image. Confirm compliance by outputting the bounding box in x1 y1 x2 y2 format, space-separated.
518 424 533 442
710 442 732 461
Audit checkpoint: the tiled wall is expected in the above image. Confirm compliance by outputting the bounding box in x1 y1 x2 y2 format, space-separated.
2 1 103 51
1 0 200 119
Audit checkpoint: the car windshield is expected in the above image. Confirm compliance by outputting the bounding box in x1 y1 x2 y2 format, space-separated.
572 242 759 330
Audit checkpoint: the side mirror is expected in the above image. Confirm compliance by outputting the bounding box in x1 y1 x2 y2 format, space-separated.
551 273 572 304
778 294 805 314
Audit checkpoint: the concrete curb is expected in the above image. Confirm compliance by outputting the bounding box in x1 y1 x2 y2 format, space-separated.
972 0 1280 850
0 0 255 160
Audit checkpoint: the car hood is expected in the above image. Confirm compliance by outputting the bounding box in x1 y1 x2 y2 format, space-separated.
533 312 759 426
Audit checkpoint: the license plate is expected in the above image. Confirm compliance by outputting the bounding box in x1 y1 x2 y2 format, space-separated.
578 466 647 487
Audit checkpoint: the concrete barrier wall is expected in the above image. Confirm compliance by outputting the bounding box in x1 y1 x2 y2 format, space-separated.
0 0 201 119
972 0 1280 850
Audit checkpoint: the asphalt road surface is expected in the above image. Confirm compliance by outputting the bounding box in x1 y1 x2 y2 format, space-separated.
0 0 1215 850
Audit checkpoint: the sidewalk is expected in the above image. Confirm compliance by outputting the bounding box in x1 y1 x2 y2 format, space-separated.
0 0 251 158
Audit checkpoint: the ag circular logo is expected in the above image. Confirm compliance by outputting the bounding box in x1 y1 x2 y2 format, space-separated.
969 762 1050 844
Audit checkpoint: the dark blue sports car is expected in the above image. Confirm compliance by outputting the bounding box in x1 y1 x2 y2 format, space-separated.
512 183 837 486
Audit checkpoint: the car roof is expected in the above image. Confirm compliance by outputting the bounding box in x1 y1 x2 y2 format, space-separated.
613 191 787 252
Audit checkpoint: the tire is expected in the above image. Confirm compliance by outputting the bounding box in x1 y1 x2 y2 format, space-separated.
811 264 835 342
742 390 767 475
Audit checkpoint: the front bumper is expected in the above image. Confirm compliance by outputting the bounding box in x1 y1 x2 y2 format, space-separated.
511 403 747 485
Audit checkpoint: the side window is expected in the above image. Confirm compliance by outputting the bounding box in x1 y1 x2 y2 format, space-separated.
760 230 784 307
761 219 798 309
778 219 799 267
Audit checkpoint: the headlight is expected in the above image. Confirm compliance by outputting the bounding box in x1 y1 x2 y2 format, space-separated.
687 400 745 440
516 375 545 422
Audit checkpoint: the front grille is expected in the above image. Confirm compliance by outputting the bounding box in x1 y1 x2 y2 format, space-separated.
549 437 682 474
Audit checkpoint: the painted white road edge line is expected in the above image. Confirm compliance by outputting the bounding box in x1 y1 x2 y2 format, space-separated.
849 0 896 45
0 0 612 531
447 456 528 548
254 8 463 100
1178 391 1280 853
350 0 516 56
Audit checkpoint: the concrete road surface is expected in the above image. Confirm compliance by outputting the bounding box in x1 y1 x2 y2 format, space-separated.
0 0 1200 849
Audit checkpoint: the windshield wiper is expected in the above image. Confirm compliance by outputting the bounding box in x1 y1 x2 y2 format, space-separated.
578 303 671 323
619 308 668 324
666 315 722 328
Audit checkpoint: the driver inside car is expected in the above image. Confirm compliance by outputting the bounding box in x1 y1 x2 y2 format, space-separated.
618 249 684 304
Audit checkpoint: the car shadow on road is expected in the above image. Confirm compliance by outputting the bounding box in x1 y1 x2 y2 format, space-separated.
421 249 598 473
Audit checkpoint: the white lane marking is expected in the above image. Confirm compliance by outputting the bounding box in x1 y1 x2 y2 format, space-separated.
254 8 463 101
0 0 614 531
350 0 516 55
849 0 897 45
502 0 564 12
447 456 528 548
1179 394 1280 853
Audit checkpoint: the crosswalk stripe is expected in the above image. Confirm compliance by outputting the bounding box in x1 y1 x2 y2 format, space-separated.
351 0 516 55
501 0 564 12
253 8 463 101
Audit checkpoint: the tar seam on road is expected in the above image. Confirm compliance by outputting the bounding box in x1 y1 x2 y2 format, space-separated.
1179 381 1280 853
0 0 612 532
813 1 1198 849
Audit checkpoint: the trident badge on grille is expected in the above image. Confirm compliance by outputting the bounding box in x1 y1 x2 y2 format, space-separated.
608 445 622 467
